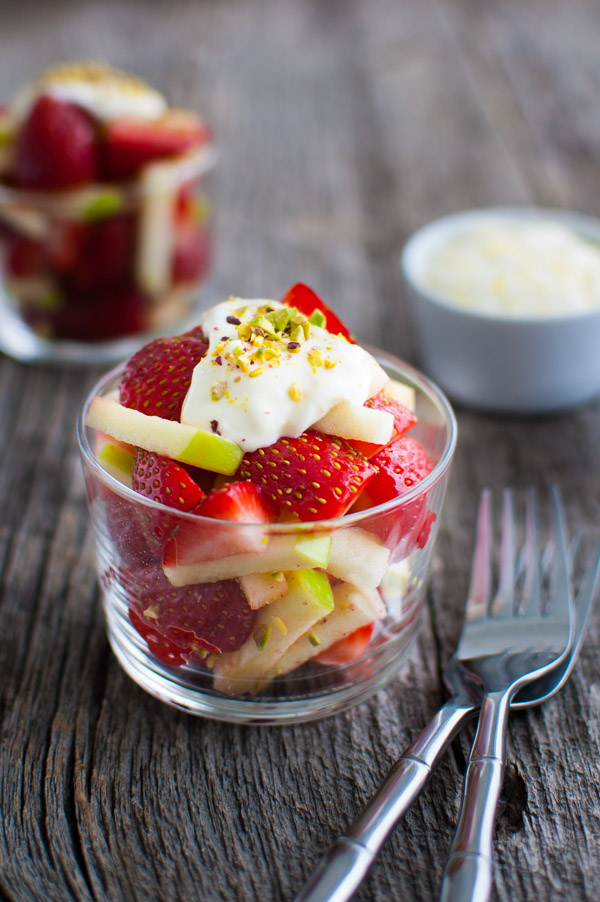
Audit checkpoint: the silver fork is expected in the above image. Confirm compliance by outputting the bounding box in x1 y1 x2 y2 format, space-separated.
294 487 600 902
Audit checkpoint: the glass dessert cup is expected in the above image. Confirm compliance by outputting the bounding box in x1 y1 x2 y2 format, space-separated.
77 349 457 724
0 143 217 366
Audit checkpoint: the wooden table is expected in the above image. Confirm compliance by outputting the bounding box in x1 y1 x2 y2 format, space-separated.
2 1 600 899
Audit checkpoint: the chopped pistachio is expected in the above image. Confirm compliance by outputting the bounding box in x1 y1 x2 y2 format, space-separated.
308 632 321 647
211 381 228 400
288 382 302 401
254 625 271 650
308 310 327 328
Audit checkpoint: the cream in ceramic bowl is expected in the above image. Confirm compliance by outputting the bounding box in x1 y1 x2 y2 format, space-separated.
401 207 600 414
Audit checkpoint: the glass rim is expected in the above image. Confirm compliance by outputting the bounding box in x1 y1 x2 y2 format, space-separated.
0 142 218 210
77 344 458 532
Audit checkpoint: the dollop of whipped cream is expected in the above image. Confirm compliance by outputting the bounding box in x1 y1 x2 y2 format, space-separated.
181 298 388 451
11 61 167 124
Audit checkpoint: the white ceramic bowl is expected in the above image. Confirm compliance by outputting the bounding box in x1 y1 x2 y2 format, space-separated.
401 207 600 414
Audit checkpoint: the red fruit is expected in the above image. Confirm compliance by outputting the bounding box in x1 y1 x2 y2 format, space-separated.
102 110 210 181
53 285 147 341
194 481 278 523
281 283 354 342
132 449 205 511
315 622 375 666
129 573 256 657
15 95 98 188
238 431 376 521
47 222 86 273
359 436 432 508
163 482 278 567
348 394 418 458
5 236 46 278
119 332 208 420
172 222 211 283
67 215 135 292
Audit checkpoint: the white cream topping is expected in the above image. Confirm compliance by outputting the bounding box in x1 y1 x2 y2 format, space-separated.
11 62 167 124
180 298 388 451
422 220 600 318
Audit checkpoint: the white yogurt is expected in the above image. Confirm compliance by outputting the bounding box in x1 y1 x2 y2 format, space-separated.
422 220 600 318
181 298 388 451
11 62 167 124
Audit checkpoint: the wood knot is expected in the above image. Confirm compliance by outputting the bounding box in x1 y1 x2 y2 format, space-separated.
496 763 527 837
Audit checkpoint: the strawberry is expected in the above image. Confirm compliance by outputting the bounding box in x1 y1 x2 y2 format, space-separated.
14 95 98 188
53 285 147 341
281 283 354 342
315 622 375 666
102 110 210 181
194 481 278 523
119 331 208 420
238 431 377 521
47 222 87 273
131 449 205 511
162 482 278 567
5 236 46 278
128 570 256 658
348 394 418 458
354 437 435 557
67 215 135 292
172 222 212 283
359 436 432 508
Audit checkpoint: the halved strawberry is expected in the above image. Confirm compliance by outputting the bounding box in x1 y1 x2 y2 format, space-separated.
119 331 208 420
238 431 376 521
348 394 418 459
358 437 432 508
281 283 354 342
14 95 98 188
129 571 256 658
102 110 210 181
315 622 375 666
5 236 46 278
194 481 278 523
131 449 205 511
162 482 278 566
53 285 147 341
67 215 135 292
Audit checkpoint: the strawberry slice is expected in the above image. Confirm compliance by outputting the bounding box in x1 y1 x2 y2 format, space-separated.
238 431 376 521
281 283 354 342
66 215 135 292
358 437 432 508
129 571 256 658
102 110 210 180
5 236 46 278
315 622 375 666
194 481 278 523
162 482 278 566
119 331 208 420
348 394 418 459
132 449 205 511
15 95 98 188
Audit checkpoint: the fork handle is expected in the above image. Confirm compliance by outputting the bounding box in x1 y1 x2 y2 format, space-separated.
294 697 477 902
439 690 511 902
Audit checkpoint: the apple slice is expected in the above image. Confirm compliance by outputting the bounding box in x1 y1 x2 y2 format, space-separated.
267 582 386 678
312 401 394 445
163 526 388 592
4 277 60 311
97 441 135 487
212 569 334 693
164 532 332 586
239 572 289 610
135 158 178 296
383 378 416 412
85 396 242 475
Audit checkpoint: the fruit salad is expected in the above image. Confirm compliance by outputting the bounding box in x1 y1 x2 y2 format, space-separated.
0 61 215 346
81 284 452 701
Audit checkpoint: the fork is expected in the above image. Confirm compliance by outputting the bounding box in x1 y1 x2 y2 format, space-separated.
438 486 572 901
294 487 600 902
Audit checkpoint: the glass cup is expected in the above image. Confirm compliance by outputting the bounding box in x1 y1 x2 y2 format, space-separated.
77 349 457 724
0 143 217 366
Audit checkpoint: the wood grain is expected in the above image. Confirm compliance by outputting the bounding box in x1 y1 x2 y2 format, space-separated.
1 0 600 900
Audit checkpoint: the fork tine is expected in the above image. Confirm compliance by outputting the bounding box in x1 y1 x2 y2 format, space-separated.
490 488 516 618
517 487 541 615
464 489 492 622
545 485 570 619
